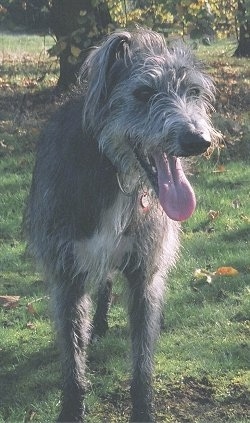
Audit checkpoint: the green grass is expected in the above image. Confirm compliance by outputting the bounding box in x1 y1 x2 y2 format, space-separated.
0 32 58 90
0 33 54 55
0 34 249 422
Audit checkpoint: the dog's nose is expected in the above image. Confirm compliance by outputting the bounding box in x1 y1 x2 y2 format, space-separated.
179 131 211 157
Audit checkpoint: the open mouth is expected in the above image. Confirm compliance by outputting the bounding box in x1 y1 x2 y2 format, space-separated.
134 147 196 222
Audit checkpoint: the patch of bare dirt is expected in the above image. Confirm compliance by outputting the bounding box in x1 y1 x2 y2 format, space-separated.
155 376 250 422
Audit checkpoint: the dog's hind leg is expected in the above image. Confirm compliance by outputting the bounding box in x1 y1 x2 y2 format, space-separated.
124 261 165 423
52 270 91 423
92 277 113 340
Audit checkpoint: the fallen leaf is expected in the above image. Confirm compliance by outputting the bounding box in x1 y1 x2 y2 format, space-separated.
79 10 87 16
25 81 38 89
26 303 36 315
0 140 14 153
193 268 214 284
26 322 36 330
24 409 37 422
215 266 239 276
71 45 81 58
232 199 241 209
240 215 250 223
213 164 226 173
0 140 7 149
0 295 20 309
219 95 228 105
208 210 220 220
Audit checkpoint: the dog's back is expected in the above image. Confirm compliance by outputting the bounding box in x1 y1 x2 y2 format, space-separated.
26 97 119 267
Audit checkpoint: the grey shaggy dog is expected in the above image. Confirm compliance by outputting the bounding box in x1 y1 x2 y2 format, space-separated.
25 28 219 422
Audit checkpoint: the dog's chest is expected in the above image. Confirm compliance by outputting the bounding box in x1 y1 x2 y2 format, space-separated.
74 190 168 283
74 192 135 283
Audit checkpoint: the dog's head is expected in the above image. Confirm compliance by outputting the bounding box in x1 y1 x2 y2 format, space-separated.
81 29 220 221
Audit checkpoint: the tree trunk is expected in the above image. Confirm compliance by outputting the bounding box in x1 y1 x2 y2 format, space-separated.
234 0 250 57
50 0 112 90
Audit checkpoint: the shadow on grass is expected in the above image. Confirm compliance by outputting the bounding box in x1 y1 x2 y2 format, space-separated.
0 344 60 420
222 225 250 243
0 87 59 125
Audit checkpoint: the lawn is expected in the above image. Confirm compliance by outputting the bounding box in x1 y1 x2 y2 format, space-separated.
0 33 249 422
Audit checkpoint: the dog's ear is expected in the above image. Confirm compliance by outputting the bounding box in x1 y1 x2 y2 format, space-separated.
81 32 132 129
102 32 132 69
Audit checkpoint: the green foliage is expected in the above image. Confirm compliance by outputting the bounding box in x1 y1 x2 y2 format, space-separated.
46 0 245 76
0 1 244 47
47 1 112 88
107 1 174 33
0 0 51 30
0 0 247 40
2 0 249 82
46 0 241 77
106 0 240 38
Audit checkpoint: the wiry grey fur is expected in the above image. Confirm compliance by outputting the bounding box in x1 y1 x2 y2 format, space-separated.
24 28 219 422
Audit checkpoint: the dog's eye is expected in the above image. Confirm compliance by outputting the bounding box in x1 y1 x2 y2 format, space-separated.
188 87 201 98
133 86 156 102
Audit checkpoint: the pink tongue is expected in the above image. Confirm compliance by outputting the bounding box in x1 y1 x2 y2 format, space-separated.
153 153 196 221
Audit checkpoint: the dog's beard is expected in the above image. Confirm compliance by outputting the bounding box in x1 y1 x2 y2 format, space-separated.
134 147 196 221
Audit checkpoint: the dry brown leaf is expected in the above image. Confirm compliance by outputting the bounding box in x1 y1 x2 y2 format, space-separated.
24 409 37 422
240 215 250 223
208 210 220 220
26 303 36 315
0 295 20 309
26 322 36 330
213 164 226 173
215 266 239 276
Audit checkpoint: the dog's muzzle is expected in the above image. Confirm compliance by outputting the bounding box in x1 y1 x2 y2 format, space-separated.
133 130 211 222
178 130 211 157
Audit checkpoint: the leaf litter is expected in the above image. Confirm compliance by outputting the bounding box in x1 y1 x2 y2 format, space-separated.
193 266 239 286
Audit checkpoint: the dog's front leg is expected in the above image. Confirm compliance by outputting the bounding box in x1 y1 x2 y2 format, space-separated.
92 277 112 340
52 273 91 423
124 262 164 423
